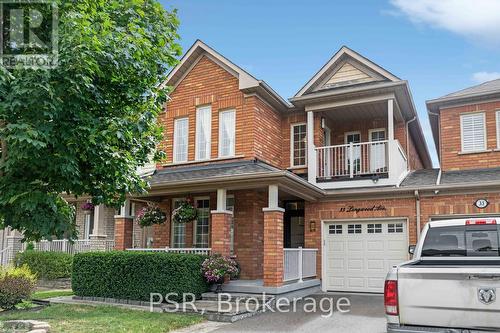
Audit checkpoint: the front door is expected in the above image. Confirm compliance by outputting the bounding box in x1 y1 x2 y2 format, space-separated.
284 201 305 248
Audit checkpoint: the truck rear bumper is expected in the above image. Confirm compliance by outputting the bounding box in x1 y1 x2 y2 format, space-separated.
387 324 493 333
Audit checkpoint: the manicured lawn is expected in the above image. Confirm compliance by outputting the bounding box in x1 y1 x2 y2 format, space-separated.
32 290 74 300
0 304 203 333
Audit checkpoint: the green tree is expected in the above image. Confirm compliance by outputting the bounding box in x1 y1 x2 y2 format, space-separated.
0 0 181 240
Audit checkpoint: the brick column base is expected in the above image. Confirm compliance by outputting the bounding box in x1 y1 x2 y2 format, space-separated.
263 208 284 287
210 211 233 257
114 217 134 250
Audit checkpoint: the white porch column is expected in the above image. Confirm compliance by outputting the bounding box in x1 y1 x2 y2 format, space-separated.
90 205 107 239
268 184 280 210
216 188 227 212
307 111 316 184
388 99 394 141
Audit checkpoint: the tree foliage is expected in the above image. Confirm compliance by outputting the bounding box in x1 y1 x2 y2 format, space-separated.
0 0 181 240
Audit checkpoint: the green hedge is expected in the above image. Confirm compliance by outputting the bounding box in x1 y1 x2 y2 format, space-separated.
16 250 73 280
72 251 209 302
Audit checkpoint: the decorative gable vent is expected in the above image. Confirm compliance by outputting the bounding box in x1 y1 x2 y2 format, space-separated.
323 61 379 89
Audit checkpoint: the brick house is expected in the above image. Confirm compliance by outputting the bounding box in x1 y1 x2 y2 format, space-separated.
3 41 500 296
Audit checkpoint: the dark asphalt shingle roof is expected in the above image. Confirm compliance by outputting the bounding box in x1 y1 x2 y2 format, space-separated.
400 169 439 187
437 78 500 100
441 167 500 185
401 167 500 188
146 160 281 186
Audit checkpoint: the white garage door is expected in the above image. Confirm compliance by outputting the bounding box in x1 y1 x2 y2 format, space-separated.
324 220 408 293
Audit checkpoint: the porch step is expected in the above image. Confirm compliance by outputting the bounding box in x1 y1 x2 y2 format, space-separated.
162 297 275 322
201 292 274 303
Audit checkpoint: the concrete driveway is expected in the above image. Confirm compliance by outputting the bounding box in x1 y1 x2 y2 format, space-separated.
212 292 386 333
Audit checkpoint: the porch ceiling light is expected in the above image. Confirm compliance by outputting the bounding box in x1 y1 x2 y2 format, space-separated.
309 220 316 232
372 175 380 183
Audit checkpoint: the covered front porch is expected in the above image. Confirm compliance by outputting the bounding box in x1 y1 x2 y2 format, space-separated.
122 160 323 289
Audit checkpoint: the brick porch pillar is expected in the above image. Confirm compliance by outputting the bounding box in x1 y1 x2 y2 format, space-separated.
210 211 232 256
263 207 285 287
114 200 134 250
114 217 133 250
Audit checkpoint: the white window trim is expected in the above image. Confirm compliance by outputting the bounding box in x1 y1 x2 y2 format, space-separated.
193 196 210 248
368 128 386 142
171 197 186 248
460 112 487 153
290 122 307 168
344 131 361 144
173 117 189 163
218 109 236 158
195 106 212 161
496 111 500 149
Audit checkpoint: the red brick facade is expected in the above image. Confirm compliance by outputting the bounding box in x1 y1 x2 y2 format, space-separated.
439 100 500 171
263 209 284 287
210 212 232 256
114 217 134 250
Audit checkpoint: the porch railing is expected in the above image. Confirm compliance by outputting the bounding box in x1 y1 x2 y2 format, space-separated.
283 247 318 282
28 239 115 254
127 247 212 255
316 140 388 180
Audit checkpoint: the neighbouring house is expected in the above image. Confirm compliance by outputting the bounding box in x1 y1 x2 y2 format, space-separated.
3 41 500 296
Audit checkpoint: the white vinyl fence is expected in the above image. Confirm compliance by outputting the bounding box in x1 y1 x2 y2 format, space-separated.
127 247 211 255
283 247 318 282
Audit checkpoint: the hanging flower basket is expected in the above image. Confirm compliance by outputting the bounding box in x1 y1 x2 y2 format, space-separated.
137 205 167 228
81 202 94 214
172 199 198 224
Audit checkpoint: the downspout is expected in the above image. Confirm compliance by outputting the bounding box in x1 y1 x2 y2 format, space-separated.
414 190 421 242
428 111 441 167
435 168 442 194
406 117 417 171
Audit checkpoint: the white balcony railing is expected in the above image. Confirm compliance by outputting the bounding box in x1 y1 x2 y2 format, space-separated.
316 140 389 181
29 239 115 254
283 247 318 282
127 247 212 255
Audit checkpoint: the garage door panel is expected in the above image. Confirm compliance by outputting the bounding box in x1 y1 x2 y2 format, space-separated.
325 220 408 293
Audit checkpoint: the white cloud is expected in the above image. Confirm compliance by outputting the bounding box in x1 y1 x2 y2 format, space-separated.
472 71 500 83
390 0 500 45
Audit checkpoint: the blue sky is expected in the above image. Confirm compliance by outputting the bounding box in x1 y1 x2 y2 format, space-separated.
159 0 500 167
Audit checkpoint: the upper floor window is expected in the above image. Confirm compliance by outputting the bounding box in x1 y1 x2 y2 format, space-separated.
461 113 486 153
497 111 500 149
173 117 189 163
291 123 307 167
219 109 236 157
195 106 212 160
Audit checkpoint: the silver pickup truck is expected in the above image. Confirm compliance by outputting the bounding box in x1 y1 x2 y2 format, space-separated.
385 218 500 333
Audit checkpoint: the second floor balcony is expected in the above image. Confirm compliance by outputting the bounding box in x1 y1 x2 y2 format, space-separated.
305 98 410 190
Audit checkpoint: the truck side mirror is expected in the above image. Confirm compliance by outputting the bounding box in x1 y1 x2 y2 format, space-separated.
408 245 416 255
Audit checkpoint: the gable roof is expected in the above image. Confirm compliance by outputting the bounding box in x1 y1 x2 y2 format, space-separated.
294 46 400 97
163 40 290 111
426 78 500 162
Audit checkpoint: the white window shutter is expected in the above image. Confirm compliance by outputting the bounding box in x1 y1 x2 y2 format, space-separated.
461 113 486 152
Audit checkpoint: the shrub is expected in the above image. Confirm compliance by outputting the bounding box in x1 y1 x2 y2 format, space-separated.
16 250 73 280
72 251 209 302
0 265 37 309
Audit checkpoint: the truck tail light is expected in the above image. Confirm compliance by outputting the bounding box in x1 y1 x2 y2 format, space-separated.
384 280 398 316
466 219 497 225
